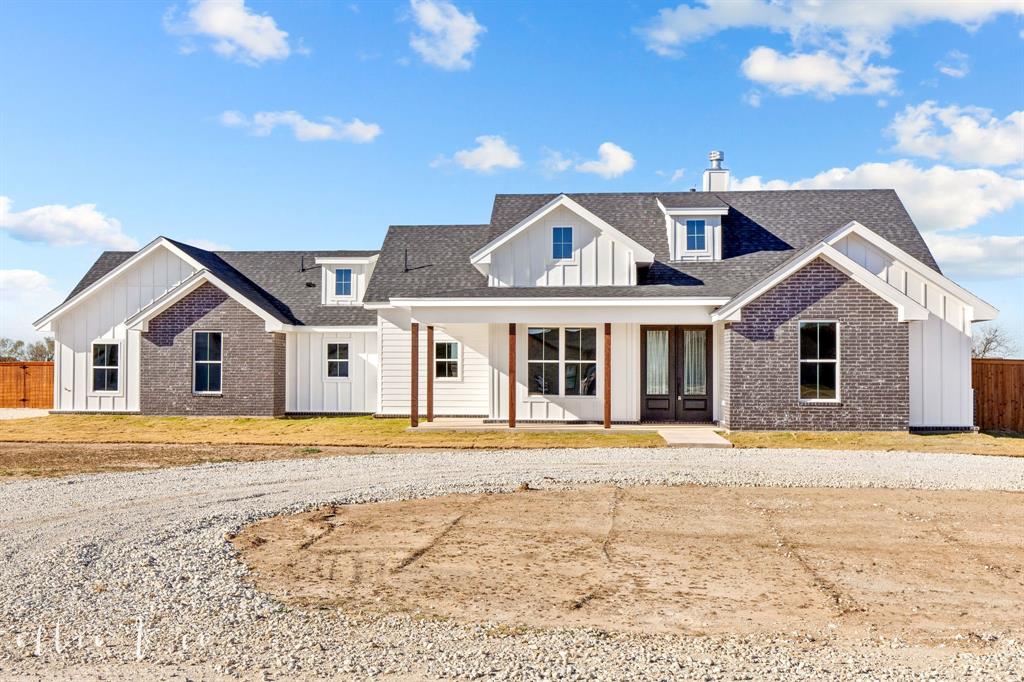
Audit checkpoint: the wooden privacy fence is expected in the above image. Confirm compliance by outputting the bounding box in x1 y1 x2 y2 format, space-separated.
0 362 53 409
972 358 1024 433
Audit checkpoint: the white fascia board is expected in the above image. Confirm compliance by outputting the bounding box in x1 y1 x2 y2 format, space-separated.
125 270 286 332
34 237 208 330
281 325 377 333
826 220 998 320
469 194 654 266
313 255 379 265
662 207 730 216
390 296 731 308
711 244 929 323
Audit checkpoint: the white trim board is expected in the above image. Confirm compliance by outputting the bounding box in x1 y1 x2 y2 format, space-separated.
34 237 208 331
711 243 929 323
469 194 654 267
124 269 286 332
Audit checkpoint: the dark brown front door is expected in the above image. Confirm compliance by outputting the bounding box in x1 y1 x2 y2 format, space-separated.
640 325 713 422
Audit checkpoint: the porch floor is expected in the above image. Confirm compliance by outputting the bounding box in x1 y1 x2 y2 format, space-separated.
412 418 732 448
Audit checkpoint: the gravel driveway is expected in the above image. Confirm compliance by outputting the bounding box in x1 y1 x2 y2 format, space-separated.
1 447 1022 680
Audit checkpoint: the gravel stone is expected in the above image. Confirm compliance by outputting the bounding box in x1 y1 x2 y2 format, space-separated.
0 447 1022 680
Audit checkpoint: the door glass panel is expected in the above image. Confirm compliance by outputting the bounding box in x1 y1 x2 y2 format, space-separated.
646 330 669 395
683 329 706 396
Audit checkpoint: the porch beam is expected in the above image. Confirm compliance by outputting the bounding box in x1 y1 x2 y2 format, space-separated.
410 322 419 428
426 325 434 422
604 322 611 429
508 323 516 428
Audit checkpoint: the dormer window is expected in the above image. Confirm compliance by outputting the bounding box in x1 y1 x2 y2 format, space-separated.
685 220 707 252
552 227 573 260
334 268 353 298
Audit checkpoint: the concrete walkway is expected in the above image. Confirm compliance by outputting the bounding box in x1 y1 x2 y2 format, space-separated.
413 418 732 448
0 408 49 420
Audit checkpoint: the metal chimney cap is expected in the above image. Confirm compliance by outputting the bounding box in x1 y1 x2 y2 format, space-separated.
708 150 725 169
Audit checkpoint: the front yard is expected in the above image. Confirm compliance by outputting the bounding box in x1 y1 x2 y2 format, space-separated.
725 429 1024 457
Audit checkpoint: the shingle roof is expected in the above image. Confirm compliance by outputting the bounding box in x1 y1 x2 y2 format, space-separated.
66 241 380 326
362 225 491 303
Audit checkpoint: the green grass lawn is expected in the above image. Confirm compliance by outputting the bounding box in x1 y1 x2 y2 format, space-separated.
724 430 1024 457
0 414 664 449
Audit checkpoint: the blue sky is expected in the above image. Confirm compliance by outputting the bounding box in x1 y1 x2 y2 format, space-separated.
1 0 1022 351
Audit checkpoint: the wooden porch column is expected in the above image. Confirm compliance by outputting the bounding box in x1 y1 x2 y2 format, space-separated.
410 322 419 428
604 322 612 429
508 323 516 428
426 325 434 422
602 323 610 428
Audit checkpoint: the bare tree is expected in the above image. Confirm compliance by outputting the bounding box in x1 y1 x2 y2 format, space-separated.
972 324 1018 359
25 338 55 361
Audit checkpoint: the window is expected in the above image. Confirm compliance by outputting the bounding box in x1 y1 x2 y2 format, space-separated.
799 321 838 401
432 341 459 379
91 342 120 393
334 268 353 297
564 328 597 396
326 342 349 379
193 332 222 394
527 327 559 395
685 220 706 251
552 226 573 260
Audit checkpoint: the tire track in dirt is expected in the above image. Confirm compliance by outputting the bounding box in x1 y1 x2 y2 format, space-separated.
746 497 862 617
392 495 487 573
571 486 622 610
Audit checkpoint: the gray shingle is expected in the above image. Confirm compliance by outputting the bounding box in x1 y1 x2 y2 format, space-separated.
65 251 134 300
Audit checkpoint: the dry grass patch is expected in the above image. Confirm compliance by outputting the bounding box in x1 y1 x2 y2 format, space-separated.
0 414 662 450
725 430 1024 457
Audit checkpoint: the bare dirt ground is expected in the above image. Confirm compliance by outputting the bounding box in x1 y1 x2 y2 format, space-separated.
234 484 1024 647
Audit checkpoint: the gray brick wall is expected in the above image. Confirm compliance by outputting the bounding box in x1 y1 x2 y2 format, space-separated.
723 258 909 431
140 283 286 416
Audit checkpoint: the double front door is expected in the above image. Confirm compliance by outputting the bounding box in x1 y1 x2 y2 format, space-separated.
640 325 713 422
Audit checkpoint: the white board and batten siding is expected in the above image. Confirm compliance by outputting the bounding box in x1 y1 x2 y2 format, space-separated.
834 232 973 427
377 309 490 416
52 247 197 412
285 331 378 413
488 206 636 287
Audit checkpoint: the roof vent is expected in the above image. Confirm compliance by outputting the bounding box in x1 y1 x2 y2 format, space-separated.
702 150 730 191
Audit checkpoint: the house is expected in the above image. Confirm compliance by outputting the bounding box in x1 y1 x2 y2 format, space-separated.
34 152 997 431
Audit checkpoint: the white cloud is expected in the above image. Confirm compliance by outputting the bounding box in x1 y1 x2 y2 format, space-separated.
888 102 1024 167
639 0 1022 58
741 46 898 98
221 110 382 143
924 232 1024 279
575 142 636 179
408 0 485 70
742 89 762 107
638 0 1021 97
669 168 686 183
448 135 522 173
731 160 1024 232
164 0 292 65
936 49 970 78
0 270 62 339
540 148 572 175
0 196 138 250
934 236 1024 282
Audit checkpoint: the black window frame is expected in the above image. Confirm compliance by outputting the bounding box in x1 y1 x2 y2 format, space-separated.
193 331 223 395
90 341 120 394
326 341 350 379
798 321 839 402
434 341 460 379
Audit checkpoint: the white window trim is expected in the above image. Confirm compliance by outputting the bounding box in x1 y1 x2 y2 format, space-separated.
798 320 841 403
434 340 462 383
89 339 124 397
524 326 599 401
323 339 352 383
323 266 357 305
192 330 223 396
682 219 711 256
549 226 577 264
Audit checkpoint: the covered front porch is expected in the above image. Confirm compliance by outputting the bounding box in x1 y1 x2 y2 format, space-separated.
386 298 726 431
410 417 732 448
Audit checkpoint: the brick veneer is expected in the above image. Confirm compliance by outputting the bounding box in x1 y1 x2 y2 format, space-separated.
723 258 909 431
140 283 286 416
